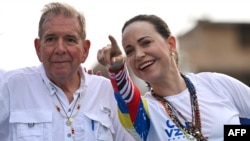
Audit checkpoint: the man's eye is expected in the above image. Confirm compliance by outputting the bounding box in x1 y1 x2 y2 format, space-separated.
66 37 78 44
68 38 76 43
45 37 55 42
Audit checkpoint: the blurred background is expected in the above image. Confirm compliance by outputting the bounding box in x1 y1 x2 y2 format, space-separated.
0 0 250 93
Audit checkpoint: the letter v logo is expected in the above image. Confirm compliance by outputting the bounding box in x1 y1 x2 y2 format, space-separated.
165 129 173 137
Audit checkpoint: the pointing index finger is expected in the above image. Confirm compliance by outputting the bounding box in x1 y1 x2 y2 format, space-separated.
108 35 119 51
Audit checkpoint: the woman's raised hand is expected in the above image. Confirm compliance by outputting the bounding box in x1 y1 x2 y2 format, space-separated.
97 35 125 71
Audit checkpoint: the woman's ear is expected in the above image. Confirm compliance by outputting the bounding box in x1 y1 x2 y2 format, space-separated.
167 35 177 53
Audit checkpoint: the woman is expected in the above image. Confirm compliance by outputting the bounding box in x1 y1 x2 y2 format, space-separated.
97 14 250 141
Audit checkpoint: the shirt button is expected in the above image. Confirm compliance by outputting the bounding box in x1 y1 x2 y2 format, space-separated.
28 123 35 127
67 133 71 137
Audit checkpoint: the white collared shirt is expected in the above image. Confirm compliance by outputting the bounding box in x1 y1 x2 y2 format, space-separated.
0 69 5 83
0 65 134 141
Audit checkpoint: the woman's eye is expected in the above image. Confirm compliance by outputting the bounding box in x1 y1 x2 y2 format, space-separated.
125 49 134 56
142 40 151 46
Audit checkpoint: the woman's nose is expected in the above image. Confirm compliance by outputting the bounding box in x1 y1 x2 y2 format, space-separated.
135 49 145 60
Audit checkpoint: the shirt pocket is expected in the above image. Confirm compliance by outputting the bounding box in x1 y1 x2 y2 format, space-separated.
9 110 52 141
85 112 115 141
95 116 114 141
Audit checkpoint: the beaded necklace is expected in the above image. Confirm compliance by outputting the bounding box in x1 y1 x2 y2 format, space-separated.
152 74 208 141
54 92 82 141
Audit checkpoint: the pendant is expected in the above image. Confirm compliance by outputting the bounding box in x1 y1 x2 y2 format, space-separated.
66 117 73 126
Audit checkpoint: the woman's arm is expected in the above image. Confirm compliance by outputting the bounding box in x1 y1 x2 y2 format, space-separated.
109 65 150 141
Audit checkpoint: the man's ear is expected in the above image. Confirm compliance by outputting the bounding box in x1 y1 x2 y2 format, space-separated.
34 38 42 62
81 39 91 63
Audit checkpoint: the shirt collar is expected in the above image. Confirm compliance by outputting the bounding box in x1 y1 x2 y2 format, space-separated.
39 65 88 97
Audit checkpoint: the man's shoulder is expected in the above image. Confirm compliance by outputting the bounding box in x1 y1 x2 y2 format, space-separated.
84 72 110 82
5 66 41 79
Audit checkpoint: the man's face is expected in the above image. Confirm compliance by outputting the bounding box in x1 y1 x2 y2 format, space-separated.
35 14 90 80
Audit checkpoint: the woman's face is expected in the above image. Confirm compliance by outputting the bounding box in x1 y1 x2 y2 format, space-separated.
122 21 177 83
